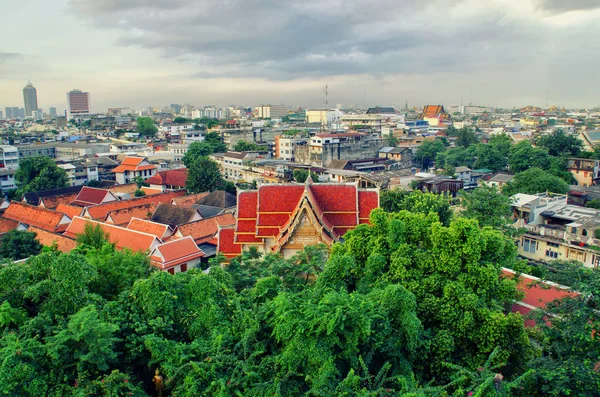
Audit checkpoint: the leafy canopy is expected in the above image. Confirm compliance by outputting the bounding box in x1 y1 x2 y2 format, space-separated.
15 156 68 197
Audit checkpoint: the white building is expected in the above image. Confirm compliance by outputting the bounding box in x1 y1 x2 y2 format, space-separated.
0 146 19 169
275 135 307 161
111 156 158 184
305 109 343 128
0 169 17 191
254 105 289 119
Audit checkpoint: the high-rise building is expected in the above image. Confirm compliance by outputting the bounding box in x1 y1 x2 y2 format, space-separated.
4 107 12 119
49 107 57 117
0 111 3 119
18 108 25 118
23 82 38 117
67 89 90 119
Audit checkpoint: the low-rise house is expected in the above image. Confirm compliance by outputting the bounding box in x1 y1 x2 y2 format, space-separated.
71 186 119 207
418 177 463 197
104 203 157 226
81 190 186 220
149 237 205 274
56 203 83 219
378 147 413 169
170 192 210 207
3 202 71 232
0 218 22 236
454 166 472 184
567 158 600 187
111 156 157 184
127 218 174 240
86 157 118 181
22 185 83 206
145 168 188 190
174 213 236 245
151 203 202 227
483 172 514 188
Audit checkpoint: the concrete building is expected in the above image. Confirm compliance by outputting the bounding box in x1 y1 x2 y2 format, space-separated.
254 105 289 119
67 89 91 119
305 109 342 128
48 107 57 117
567 158 600 187
111 156 157 184
0 169 17 191
294 133 386 167
274 135 307 161
58 162 99 186
0 145 19 169
23 82 38 117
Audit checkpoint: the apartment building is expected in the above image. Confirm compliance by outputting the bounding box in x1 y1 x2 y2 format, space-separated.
0 145 19 169
294 133 387 167
274 135 307 161
567 158 600 187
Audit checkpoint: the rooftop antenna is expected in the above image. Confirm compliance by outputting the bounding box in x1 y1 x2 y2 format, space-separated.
323 84 328 108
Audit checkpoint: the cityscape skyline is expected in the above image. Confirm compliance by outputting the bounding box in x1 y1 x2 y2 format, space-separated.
1 0 600 111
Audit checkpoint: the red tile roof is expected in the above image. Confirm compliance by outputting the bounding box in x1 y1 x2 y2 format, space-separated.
145 168 188 188
64 217 160 252
175 213 236 244
104 203 157 226
502 268 579 327
127 218 172 239
72 187 117 207
40 192 79 209
122 156 145 166
358 191 379 222
140 187 163 195
170 192 210 207
56 204 84 219
149 236 205 269
83 190 186 220
217 227 242 259
111 156 157 173
3 202 71 232
29 227 77 253
0 218 19 234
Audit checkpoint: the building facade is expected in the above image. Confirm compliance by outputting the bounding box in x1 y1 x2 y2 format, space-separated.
294 133 386 167
254 105 289 119
23 82 38 117
67 89 91 119
568 158 600 187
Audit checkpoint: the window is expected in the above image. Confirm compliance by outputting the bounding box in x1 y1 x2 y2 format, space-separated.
571 227 577 233
180 263 187 272
547 242 559 248
582 229 588 237
545 250 559 259
168 268 175 275
522 238 536 253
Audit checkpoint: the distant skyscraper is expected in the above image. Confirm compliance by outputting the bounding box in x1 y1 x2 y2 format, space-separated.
49 107 57 117
4 107 12 119
0 111 3 119
23 82 38 117
18 108 25 118
67 89 90 119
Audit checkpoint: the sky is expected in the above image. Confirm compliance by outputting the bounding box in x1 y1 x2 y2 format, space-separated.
1 0 599 113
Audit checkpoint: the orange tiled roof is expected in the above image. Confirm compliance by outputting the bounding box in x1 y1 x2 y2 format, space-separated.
149 236 204 269
104 203 157 226
175 213 236 243
127 218 172 239
419 105 451 122
0 218 19 234
141 186 163 195
84 190 187 220
3 201 71 232
112 164 156 173
107 183 139 194
145 168 188 188
40 192 80 209
64 217 161 252
122 156 145 166
29 226 77 253
72 187 116 207
56 204 84 219
170 192 210 207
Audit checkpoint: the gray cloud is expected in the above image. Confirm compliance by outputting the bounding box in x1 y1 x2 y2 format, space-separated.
69 0 545 79
0 52 20 62
536 0 600 13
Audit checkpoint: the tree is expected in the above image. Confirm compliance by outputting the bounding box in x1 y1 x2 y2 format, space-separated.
182 142 217 167
15 156 69 197
0 230 42 261
503 167 570 196
134 189 146 197
536 130 582 157
415 139 447 169
86 179 102 188
460 186 511 228
233 140 267 152
456 126 478 148
204 131 227 152
76 223 112 251
173 117 188 123
293 169 319 183
474 144 508 172
186 156 225 193
136 117 157 138
585 198 600 209
380 189 453 226
508 141 550 173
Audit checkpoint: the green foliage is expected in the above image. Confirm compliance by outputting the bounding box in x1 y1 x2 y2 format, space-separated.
415 139 447 169
503 167 569 196
535 130 583 157
173 116 188 123
455 126 478 148
186 156 226 193
135 116 157 138
0 230 42 261
293 169 319 183
233 140 267 152
585 198 600 210
134 189 146 197
86 179 102 188
181 134 227 167
76 223 112 251
508 141 550 173
15 156 69 197
460 186 511 228
380 189 453 226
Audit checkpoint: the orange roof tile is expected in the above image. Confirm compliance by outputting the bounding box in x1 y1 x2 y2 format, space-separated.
56 204 84 219
146 168 188 188
127 218 172 239
29 226 77 253
0 218 19 234
149 236 204 269
104 203 157 226
217 227 242 259
40 192 79 209
107 183 139 194
170 192 210 207
141 187 163 195
122 156 145 166
72 187 117 207
64 217 160 252
84 190 186 220
175 213 236 243
112 164 157 173
3 202 71 232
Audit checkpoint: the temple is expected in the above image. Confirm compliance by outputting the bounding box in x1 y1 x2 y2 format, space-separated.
218 179 379 260
417 105 452 126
